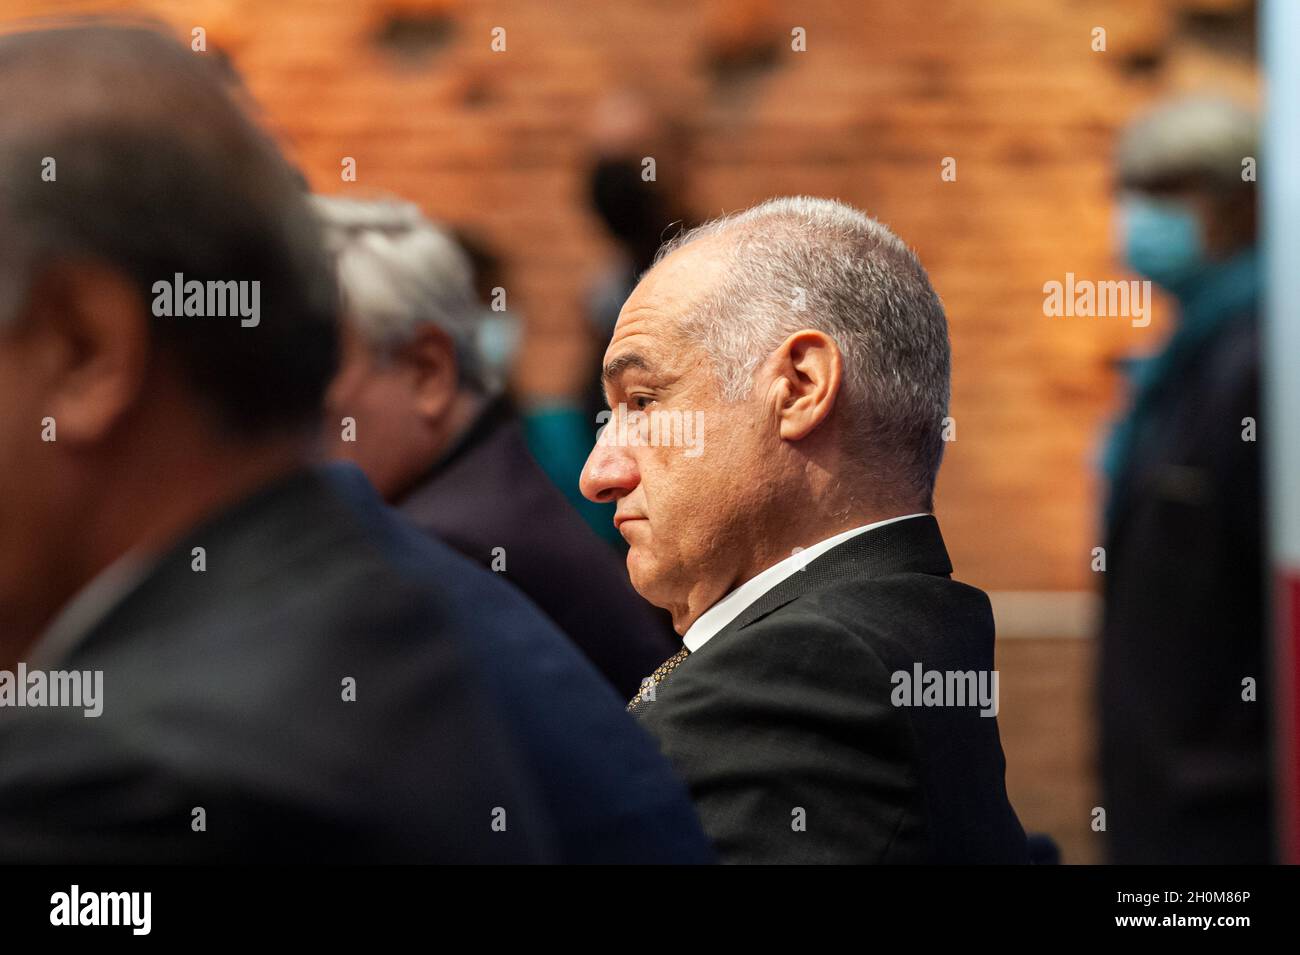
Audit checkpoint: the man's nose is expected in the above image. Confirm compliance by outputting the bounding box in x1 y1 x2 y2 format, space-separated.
580 439 639 504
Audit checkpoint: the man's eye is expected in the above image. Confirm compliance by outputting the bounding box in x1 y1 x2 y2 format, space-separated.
631 395 656 411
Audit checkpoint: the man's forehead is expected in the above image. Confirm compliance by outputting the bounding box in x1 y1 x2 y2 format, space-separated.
605 234 732 357
638 234 731 304
602 318 666 380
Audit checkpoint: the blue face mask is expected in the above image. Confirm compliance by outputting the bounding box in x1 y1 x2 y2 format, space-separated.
1118 194 1206 292
476 309 522 384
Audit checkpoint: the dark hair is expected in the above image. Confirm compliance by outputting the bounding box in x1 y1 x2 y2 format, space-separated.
0 21 338 437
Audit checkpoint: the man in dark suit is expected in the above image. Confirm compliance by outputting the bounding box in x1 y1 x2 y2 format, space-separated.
580 197 1028 863
0 464 556 863
0 22 711 864
315 196 677 698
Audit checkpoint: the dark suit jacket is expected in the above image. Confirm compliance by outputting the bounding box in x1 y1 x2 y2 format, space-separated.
1100 310 1271 864
634 516 1028 864
398 398 677 698
0 465 713 864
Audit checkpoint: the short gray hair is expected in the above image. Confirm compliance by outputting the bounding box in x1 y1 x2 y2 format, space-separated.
311 195 487 390
656 196 950 507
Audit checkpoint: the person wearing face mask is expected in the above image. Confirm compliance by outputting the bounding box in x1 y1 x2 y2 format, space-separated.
1099 96 1269 863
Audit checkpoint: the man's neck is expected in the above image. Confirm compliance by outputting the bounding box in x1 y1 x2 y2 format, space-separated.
436 390 491 464
745 504 922 582
387 389 490 504
672 505 924 635
3 435 311 669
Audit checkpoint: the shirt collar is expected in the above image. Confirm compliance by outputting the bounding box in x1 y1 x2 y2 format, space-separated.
27 552 155 668
681 513 929 653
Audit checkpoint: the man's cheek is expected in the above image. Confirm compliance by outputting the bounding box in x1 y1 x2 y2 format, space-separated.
639 445 683 498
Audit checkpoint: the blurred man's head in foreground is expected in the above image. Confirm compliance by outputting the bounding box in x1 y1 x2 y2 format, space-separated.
314 196 493 501
580 196 950 631
1116 95 1258 294
0 21 338 657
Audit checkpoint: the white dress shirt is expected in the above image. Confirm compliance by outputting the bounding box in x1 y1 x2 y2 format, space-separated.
681 513 929 653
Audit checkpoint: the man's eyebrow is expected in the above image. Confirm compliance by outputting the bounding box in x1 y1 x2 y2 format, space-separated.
601 352 656 385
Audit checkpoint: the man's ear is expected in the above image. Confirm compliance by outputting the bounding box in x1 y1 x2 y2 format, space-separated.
29 261 150 445
402 324 461 422
770 329 842 442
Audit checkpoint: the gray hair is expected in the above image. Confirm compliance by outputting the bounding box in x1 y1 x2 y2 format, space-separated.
656 196 950 507
311 195 488 390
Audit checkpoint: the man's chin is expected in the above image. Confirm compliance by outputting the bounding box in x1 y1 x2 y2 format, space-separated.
625 549 672 610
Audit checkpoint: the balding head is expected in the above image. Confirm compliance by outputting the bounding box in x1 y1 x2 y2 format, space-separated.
581 197 950 631
654 197 951 506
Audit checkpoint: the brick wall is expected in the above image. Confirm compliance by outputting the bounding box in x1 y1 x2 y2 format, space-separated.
1 0 1257 593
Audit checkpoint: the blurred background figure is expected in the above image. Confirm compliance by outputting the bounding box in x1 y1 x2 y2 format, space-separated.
315 196 677 697
521 90 694 547
0 21 557 863
1099 96 1268 862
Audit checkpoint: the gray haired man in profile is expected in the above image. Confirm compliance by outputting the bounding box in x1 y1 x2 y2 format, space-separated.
313 196 676 697
581 197 1028 863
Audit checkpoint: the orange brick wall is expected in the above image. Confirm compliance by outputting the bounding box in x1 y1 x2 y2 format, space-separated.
0 0 1259 593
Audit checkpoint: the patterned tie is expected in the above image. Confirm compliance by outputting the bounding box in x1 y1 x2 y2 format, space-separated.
627 645 690 712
